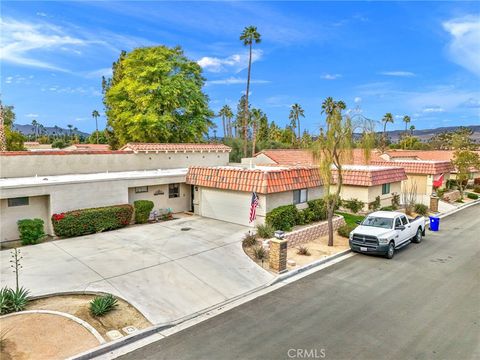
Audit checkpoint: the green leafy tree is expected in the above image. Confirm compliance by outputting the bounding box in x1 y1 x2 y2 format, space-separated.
235 95 249 139
1 101 25 151
103 46 213 147
452 150 480 198
250 108 265 156
92 110 100 143
87 130 108 144
240 26 261 157
289 103 305 143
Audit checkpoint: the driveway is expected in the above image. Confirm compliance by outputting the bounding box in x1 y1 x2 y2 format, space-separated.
0 216 274 324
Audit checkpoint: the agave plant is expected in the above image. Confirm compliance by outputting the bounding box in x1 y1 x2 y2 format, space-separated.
0 286 29 314
89 294 118 316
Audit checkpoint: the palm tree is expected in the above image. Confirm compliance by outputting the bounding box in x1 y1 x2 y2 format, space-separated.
250 108 264 156
67 124 73 139
289 103 305 142
381 113 394 150
218 105 233 139
92 110 100 144
240 26 261 157
403 115 411 133
410 125 415 136
31 119 38 141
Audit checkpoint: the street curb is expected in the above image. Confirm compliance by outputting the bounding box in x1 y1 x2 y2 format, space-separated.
69 248 353 360
1 309 106 344
437 199 480 219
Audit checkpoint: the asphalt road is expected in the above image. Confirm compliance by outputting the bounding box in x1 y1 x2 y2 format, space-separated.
121 204 480 360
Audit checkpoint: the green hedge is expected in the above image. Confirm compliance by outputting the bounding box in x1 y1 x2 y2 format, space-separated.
17 218 45 245
306 199 328 221
52 204 133 238
266 205 299 231
338 223 357 238
134 200 154 224
467 192 479 200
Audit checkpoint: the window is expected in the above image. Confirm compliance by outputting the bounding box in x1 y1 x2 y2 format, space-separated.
400 216 408 225
8 197 29 207
169 183 180 198
135 186 148 193
395 218 402 229
382 183 391 195
293 189 308 204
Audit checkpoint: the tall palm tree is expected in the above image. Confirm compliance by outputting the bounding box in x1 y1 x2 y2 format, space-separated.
410 125 415 135
92 110 100 144
218 105 233 139
403 115 411 133
381 113 394 150
240 25 261 157
289 103 305 142
31 119 38 140
67 124 73 139
0 104 6 151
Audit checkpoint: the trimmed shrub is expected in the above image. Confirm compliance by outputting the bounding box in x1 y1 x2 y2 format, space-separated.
17 219 45 245
52 204 133 238
380 206 395 211
343 198 365 214
338 223 356 238
414 203 428 216
89 294 118 317
256 224 274 239
467 192 479 200
307 199 327 221
133 200 154 224
266 205 299 231
242 232 257 247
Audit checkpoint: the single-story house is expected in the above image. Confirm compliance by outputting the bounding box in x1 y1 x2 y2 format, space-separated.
332 165 407 211
64 143 111 151
186 165 323 227
0 143 231 242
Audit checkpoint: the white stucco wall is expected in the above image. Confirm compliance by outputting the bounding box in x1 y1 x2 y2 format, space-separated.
128 183 191 214
0 151 230 178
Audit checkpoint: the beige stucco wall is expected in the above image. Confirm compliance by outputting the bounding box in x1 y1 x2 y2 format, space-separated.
0 152 230 178
128 183 191 214
1 195 51 241
334 181 402 210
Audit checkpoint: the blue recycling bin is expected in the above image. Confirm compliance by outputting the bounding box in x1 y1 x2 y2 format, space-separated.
429 216 440 231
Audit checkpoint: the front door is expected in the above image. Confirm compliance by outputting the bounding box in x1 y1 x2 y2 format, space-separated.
190 185 195 212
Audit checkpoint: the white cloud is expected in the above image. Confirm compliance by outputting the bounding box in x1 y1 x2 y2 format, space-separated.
197 50 263 73
207 77 270 85
26 113 39 118
85 67 113 78
5 76 13 84
354 96 362 103
422 106 445 113
36 12 48 17
0 18 88 71
380 71 415 77
443 15 480 76
321 73 341 80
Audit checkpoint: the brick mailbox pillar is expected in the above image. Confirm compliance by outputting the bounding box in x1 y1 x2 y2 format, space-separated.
269 238 288 273
430 195 439 212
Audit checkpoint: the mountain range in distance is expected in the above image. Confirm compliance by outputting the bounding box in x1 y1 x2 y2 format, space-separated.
12 123 480 142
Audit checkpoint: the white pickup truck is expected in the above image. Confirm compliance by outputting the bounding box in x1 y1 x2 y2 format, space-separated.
349 211 426 259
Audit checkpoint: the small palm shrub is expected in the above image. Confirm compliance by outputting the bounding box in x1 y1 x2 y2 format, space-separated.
296 246 311 256
17 219 45 245
467 192 479 200
252 246 268 261
414 203 428 216
338 224 356 238
242 232 257 247
343 199 365 214
89 294 118 317
256 224 274 239
134 200 154 224
0 287 30 315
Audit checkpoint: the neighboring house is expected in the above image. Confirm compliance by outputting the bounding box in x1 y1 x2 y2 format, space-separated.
0 144 231 242
371 159 453 204
332 165 407 211
186 166 323 227
64 144 110 151
382 150 480 181
24 142 53 151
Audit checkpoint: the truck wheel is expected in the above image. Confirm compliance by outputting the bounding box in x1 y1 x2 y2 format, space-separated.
385 242 395 259
413 228 423 243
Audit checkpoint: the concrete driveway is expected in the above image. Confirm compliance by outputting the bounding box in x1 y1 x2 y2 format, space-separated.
0 216 274 324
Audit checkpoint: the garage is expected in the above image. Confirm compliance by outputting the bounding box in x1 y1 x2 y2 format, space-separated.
199 188 253 226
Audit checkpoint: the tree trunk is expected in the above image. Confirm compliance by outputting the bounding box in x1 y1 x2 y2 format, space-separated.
244 43 252 158
327 202 334 247
297 118 301 142
251 119 256 157
96 117 99 144
222 115 226 141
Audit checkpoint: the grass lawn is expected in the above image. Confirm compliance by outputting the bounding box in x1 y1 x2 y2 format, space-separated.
336 212 365 227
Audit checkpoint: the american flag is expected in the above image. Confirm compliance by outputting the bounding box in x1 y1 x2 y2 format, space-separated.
249 192 259 223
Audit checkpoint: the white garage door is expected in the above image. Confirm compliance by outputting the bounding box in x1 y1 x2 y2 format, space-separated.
200 188 252 226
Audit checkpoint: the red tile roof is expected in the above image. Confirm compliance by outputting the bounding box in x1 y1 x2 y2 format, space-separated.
0 150 131 156
186 166 323 194
254 149 314 165
334 165 407 186
120 143 231 153
371 160 453 175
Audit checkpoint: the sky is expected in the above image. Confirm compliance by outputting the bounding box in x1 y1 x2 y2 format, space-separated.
1 1 479 136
